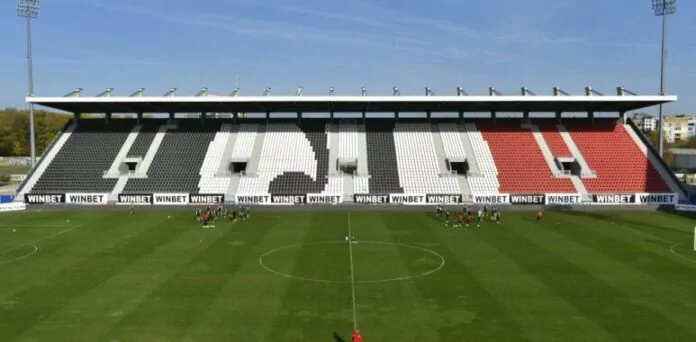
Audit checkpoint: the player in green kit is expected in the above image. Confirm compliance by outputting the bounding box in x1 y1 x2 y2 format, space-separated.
444 210 451 226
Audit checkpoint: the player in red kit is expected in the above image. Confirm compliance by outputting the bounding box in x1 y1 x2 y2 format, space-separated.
456 213 464 228
352 330 363 342
536 210 543 223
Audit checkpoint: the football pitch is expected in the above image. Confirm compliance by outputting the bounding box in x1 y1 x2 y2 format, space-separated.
1 209 696 341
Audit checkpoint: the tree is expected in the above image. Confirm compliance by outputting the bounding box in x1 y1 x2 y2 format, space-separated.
0 108 70 156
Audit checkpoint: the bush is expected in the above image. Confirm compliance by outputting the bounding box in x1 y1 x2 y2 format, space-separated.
0 174 10 185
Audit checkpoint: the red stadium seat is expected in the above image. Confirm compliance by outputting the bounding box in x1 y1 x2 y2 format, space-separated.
477 122 575 193
564 121 670 193
537 122 573 158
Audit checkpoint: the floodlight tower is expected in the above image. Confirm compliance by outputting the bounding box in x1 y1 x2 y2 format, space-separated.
17 0 40 167
652 0 676 158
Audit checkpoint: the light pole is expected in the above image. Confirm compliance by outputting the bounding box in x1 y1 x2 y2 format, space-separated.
651 0 676 158
17 0 40 167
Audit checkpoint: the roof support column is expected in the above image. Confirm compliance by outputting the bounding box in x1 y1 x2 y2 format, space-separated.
491 110 497 122
620 111 626 124
201 112 207 122
74 112 81 123
266 111 270 124
427 111 431 123
137 112 143 125
105 112 112 124
556 111 562 124
362 110 366 124
588 111 595 122
169 112 174 120
395 111 399 122
297 111 303 119
459 111 463 124
523 111 530 119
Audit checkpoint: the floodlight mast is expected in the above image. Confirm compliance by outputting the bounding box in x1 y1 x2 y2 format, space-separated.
652 0 676 158
17 0 40 167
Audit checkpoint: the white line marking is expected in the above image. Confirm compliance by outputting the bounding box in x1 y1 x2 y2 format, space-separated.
669 244 696 265
258 241 445 284
0 225 81 265
570 218 696 266
608 222 696 265
0 244 38 265
347 212 358 331
2 226 80 253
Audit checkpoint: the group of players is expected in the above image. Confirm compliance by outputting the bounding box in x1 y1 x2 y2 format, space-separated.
436 204 501 227
195 205 250 227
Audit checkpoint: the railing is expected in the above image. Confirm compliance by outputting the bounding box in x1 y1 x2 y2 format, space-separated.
352 170 370 177
238 171 259 177
16 118 74 194
580 169 597 177
625 118 690 199
439 170 458 177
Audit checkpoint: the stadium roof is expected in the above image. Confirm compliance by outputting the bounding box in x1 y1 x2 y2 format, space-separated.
26 87 677 113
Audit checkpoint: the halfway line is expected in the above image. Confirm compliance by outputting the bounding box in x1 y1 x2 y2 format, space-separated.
347 212 358 331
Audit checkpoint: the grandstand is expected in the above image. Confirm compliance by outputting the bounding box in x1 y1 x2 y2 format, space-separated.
14 87 688 206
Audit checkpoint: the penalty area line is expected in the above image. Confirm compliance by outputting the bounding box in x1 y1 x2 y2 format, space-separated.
2 225 80 254
0 244 38 265
347 212 358 331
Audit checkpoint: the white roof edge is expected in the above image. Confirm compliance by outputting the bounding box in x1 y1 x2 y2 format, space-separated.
26 95 678 103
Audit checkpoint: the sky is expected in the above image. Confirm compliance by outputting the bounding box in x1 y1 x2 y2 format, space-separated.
1 0 694 115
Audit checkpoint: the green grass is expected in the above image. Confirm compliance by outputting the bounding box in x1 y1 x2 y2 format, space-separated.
1 209 696 341
0 164 31 174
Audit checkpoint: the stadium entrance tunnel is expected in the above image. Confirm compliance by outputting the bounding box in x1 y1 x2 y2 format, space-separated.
259 241 445 283
230 162 247 174
448 160 469 175
555 157 581 176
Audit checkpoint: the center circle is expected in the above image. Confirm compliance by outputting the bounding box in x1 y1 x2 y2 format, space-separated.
258 241 445 283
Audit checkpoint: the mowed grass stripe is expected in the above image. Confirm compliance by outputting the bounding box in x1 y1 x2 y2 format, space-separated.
268 212 353 342
362 212 442 341
558 211 696 269
386 212 529 342
17 215 234 341
350 212 440 341
0 217 76 252
503 217 696 340
541 213 696 336
436 215 614 342
0 210 73 229
0 212 186 341
578 211 693 245
0 212 158 301
183 212 315 342
551 212 696 293
102 213 279 341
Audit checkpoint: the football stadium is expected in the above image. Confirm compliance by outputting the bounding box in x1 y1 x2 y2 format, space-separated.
1 87 696 341
2 1 696 341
